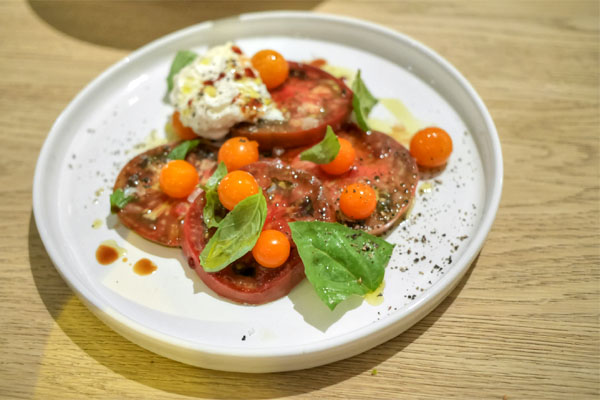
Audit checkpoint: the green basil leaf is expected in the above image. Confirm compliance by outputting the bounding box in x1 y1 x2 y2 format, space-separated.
167 50 197 93
200 192 267 272
289 221 394 310
200 162 228 228
167 139 200 160
351 70 378 131
299 126 340 164
203 161 227 191
109 189 135 211
203 190 226 229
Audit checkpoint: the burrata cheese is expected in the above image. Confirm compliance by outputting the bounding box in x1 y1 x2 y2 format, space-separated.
169 42 284 140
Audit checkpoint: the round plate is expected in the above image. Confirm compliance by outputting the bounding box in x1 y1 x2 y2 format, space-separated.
33 11 502 372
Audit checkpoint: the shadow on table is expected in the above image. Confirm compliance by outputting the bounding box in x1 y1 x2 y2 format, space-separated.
28 211 477 399
27 0 323 50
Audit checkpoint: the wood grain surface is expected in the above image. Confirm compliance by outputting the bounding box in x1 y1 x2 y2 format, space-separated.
1 0 598 398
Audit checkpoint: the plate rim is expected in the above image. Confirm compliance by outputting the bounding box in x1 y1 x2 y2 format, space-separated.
32 10 503 367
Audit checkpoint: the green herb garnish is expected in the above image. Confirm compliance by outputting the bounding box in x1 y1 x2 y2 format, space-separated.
352 70 378 131
299 126 340 164
289 221 394 310
167 139 200 160
110 188 134 211
200 162 228 228
166 50 197 93
200 192 267 272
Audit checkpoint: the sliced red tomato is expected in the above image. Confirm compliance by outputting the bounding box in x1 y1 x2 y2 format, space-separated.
182 161 335 304
113 141 219 247
279 124 419 235
231 62 353 149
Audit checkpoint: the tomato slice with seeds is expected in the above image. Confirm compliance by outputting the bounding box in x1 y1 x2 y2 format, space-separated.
279 124 419 235
182 161 335 304
113 141 219 247
231 62 353 149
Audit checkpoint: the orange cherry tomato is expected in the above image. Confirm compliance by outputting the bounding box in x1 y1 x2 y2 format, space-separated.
251 50 289 90
252 230 291 268
159 160 199 199
409 127 453 168
218 137 259 171
172 111 197 140
320 137 355 175
339 183 377 220
218 170 260 211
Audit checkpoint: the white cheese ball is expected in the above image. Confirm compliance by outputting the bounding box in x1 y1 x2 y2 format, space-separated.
169 42 284 140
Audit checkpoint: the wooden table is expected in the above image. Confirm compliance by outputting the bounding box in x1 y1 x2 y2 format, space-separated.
1 0 598 398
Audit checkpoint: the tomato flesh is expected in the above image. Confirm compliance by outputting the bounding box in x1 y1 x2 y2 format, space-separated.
113 141 218 247
279 124 419 235
232 62 353 149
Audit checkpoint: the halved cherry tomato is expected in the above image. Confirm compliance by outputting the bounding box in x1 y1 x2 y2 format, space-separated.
339 183 377 220
218 137 259 171
172 111 197 140
320 137 355 175
218 170 259 210
410 127 453 168
252 230 291 268
159 160 199 199
251 49 289 90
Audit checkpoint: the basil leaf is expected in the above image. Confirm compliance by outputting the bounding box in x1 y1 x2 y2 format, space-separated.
203 161 227 191
167 50 197 92
167 139 199 160
200 192 267 272
110 189 134 211
289 221 394 310
351 70 378 131
299 126 340 164
203 191 226 229
200 162 228 228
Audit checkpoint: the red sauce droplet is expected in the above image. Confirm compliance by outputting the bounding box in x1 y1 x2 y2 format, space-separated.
231 45 242 55
244 67 256 78
96 245 118 265
133 258 157 276
309 58 327 68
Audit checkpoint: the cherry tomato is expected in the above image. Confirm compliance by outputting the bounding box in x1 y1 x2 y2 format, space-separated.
320 137 355 175
251 50 289 90
159 160 199 199
218 170 259 211
339 183 377 220
172 111 197 140
409 127 453 168
218 137 259 171
252 230 291 268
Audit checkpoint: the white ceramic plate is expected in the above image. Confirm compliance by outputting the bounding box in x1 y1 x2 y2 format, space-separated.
33 11 502 372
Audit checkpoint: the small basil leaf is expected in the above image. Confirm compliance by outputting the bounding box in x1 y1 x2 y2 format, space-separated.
203 190 226 229
200 192 267 272
203 161 227 191
299 126 340 164
351 70 378 131
167 50 197 93
289 221 394 310
110 189 135 211
167 139 200 160
201 162 228 228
